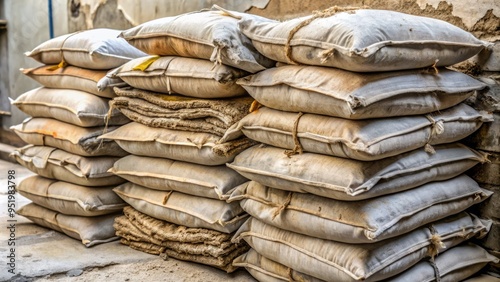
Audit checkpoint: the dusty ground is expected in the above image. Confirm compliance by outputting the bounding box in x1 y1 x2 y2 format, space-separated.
32 258 255 282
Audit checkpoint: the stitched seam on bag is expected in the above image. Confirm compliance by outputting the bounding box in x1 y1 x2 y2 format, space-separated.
111 170 215 189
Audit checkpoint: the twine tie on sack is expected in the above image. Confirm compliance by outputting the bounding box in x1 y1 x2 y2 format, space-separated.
427 225 446 259
429 258 442 282
424 114 444 154
162 191 173 205
272 192 293 220
284 6 368 65
249 100 262 113
287 268 300 282
284 112 304 157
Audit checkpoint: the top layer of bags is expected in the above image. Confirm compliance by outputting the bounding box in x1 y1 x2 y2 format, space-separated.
238 8 491 72
119 6 275 73
26 28 147 70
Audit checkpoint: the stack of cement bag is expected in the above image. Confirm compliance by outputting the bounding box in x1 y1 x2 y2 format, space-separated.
9 29 147 247
222 8 499 281
464 81 500 273
99 6 274 271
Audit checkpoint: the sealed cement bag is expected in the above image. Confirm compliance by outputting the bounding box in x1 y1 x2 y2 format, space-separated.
111 87 253 136
11 118 128 157
114 206 249 272
110 155 247 200
119 6 274 73
229 175 491 243
113 182 249 233
21 66 116 98
233 249 325 282
228 143 486 200
111 56 248 98
234 244 499 282
222 103 491 161
25 28 147 69
18 176 126 216
17 203 120 247
99 122 256 165
10 145 124 186
239 66 486 119
12 87 129 127
388 243 499 281
238 9 490 72
233 213 491 282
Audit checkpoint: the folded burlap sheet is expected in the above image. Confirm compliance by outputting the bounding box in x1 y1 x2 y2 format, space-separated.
111 87 253 136
114 206 249 272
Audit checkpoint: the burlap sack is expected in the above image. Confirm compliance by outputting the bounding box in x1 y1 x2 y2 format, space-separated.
110 155 247 200
238 9 490 72
388 243 499 281
12 87 129 127
238 66 485 119
233 213 491 282
227 143 486 200
234 244 498 282
18 175 126 216
11 118 128 157
113 182 249 233
99 121 256 165
17 203 120 247
122 206 232 246
119 6 274 73
229 175 491 243
222 103 491 161
21 66 115 98
25 28 147 69
114 206 249 272
10 145 124 186
111 87 253 136
112 55 248 98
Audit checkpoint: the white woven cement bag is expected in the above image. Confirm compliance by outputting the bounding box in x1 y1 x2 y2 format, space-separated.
112 55 248 98
10 145 124 186
222 103 492 161
239 66 486 119
110 155 247 200
228 143 486 200
229 175 491 243
11 118 128 157
18 175 126 216
238 9 491 72
26 28 147 69
119 6 275 73
233 212 491 282
388 243 499 281
113 182 249 233
22 66 116 98
12 87 128 127
99 121 253 165
17 203 120 247
233 249 326 282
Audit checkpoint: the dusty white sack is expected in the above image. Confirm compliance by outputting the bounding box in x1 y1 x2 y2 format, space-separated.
113 182 249 233
238 9 490 72
26 28 147 69
110 155 247 200
119 6 275 73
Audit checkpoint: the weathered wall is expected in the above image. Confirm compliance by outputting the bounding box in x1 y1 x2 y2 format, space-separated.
247 0 500 41
69 0 500 41
0 0 68 144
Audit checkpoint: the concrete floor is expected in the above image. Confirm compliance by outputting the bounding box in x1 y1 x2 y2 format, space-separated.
0 159 254 282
